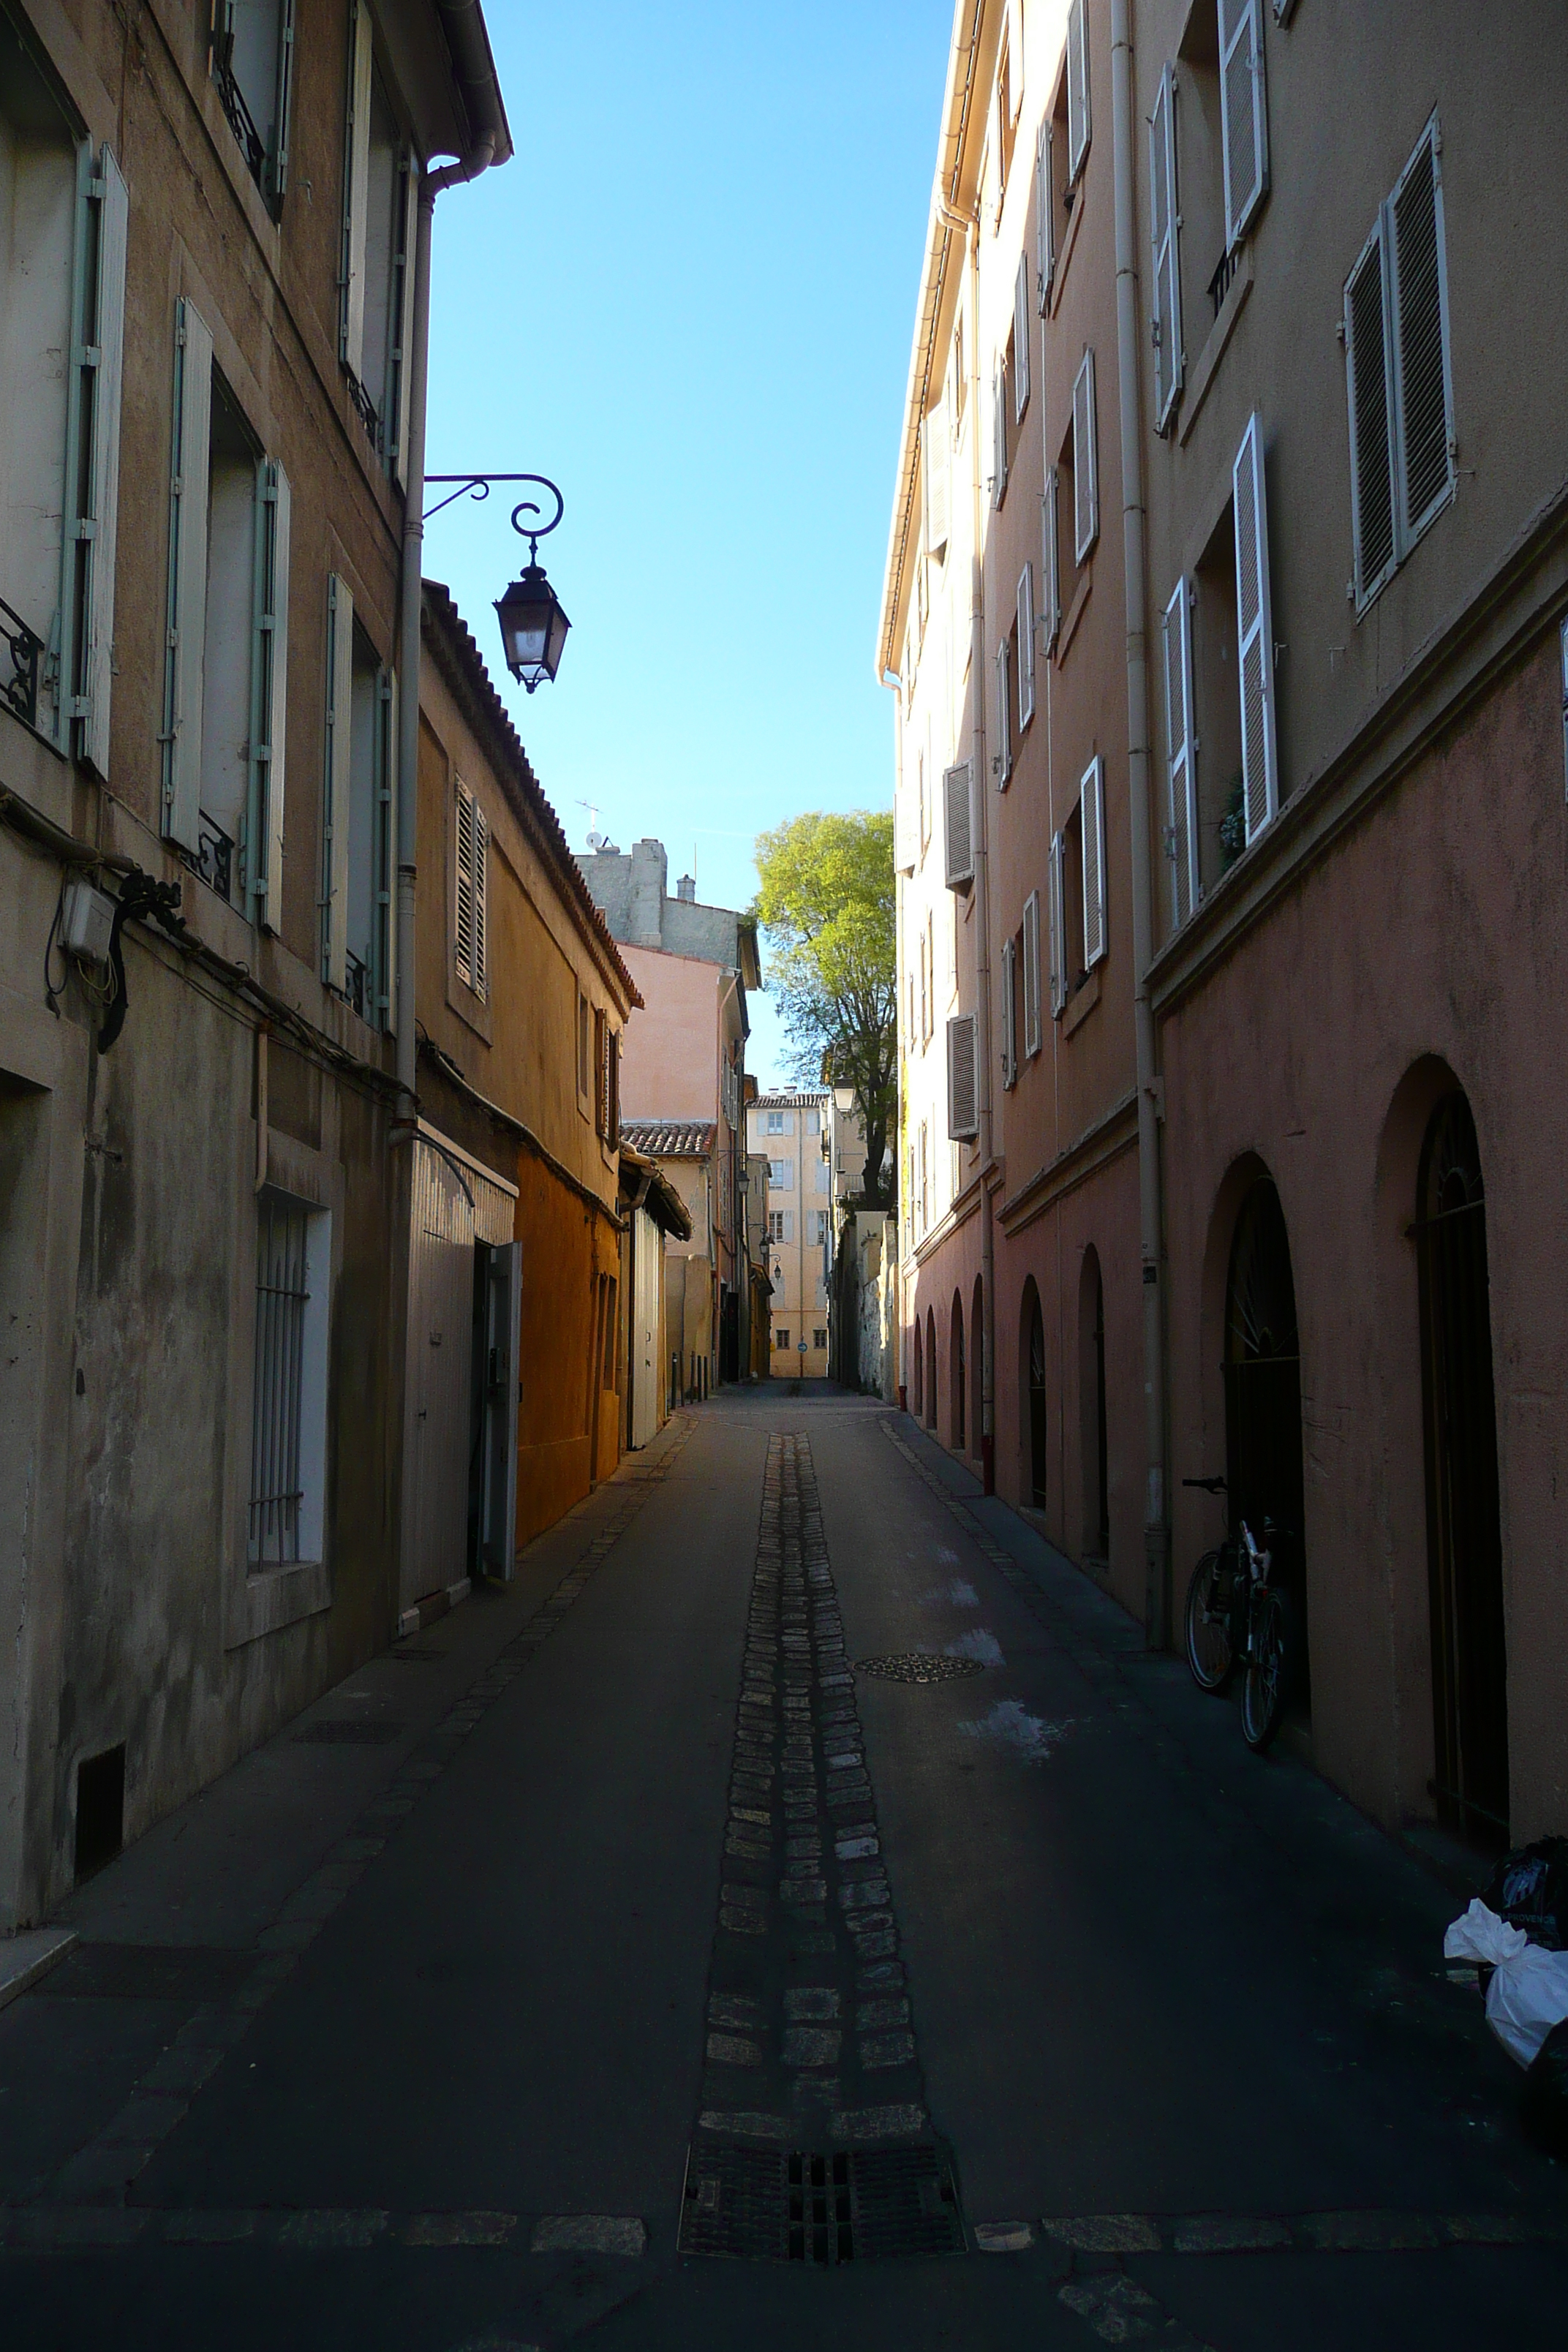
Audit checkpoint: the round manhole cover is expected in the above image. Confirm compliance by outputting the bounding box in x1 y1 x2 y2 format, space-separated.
854 1654 987 1685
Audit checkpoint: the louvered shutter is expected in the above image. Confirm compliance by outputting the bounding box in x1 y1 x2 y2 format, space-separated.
1000 937 1017 1090
1022 889 1041 1056
340 0 372 371
472 799 489 996
1041 470 1060 652
1218 0 1267 250
1081 756 1107 968
269 0 296 204
389 154 418 478
995 640 1012 785
1047 832 1066 1017
1073 348 1098 562
373 666 396 1025
1017 564 1036 728
1344 217 1396 608
1232 412 1278 844
946 1014 979 1140
1014 254 1030 419
1036 118 1055 310
943 761 975 887
992 363 1008 507
251 459 291 932
1149 64 1183 431
894 772 918 872
81 148 128 775
322 575 353 989
162 298 213 855
1007 0 1023 115
1389 118 1453 549
1162 577 1199 930
924 397 950 559
1066 0 1090 181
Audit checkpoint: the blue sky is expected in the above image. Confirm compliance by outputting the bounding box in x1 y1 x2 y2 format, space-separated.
423 0 951 1087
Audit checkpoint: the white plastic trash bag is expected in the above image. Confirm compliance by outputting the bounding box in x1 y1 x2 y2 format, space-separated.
1444 1898 1529 1967
1485 1945 1568 2068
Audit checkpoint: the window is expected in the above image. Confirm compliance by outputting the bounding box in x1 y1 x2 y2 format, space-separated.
776 1328 791 1352
1041 472 1061 655
1035 116 1055 310
810 1211 830 1245
1345 114 1454 614
339 0 415 472
451 772 488 1000
1163 577 1201 929
1080 755 1107 969
765 1108 787 1134
1218 0 1267 249
1176 1 1267 334
991 359 1009 508
1052 357 1098 640
1232 412 1278 843
947 1012 979 1141
1048 759 1107 1012
164 304 292 931
813 1329 827 1352
943 761 974 889
320 581 394 1019
209 0 296 213
994 636 1013 785
769 1210 786 1243
577 991 592 1104
1047 829 1066 1017
1148 61 1184 431
1000 933 1018 1089
1022 889 1042 1055
1071 350 1099 564
594 1017 619 1145
924 391 951 563
1066 0 1091 183
0 41 127 766
990 23 1019 223
249 1188 329 1566
1013 254 1031 421
1017 563 1036 730
769 1158 793 1189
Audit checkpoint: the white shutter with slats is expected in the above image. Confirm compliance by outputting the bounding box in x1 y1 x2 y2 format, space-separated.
454 777 476 988
162 298 213 854
1344 216 1396 610
1006 0 1023 116
1218 0 1267 250
992 363 1008 507
390 154 418 480
1022 889 1041 1057
1000 936 1017 1090
1148 64 1183 432
1232 412 1278 844
943 761 975 888
252 460 291 932
322 574 353 988
1036 118 1055 310
1388 118 1454 551
1048 831 1066 1017
924 396 950 559
995 640 1012 785
339 0 372 371
1082 755 1107 969
1017 563 1036 729
1066 0 1090 181
82 148 128 774
1162 577 1199 930
269 0 297 204
1073 347 1098 562
1014 254 1030 419
1041 470 1060 653
946 1014 979 1141
472 799 489 996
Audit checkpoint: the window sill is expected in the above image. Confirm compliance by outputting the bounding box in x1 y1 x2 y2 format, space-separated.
1055 562 1094 664
226 1556 332 1650
1177 242 1255 449
1062 965 1101 1036
1048 179 1088 319
445 965 493 1045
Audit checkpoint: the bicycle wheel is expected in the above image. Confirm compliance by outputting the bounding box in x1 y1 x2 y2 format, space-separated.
1183 1550 1235 1693
1242 1587 1299 1751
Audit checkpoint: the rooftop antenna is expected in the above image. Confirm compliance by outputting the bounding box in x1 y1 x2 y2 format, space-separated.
576 799 606 853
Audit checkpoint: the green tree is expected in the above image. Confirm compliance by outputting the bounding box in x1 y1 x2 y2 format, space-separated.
753 810 896 1206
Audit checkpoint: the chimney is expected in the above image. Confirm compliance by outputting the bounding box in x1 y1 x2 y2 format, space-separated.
628 837 668 946
676 873 696 903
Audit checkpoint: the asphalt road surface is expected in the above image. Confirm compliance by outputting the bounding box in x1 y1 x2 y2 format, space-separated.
2 1387 1564 2349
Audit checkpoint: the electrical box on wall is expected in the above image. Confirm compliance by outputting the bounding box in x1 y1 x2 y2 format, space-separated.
61 878 116 971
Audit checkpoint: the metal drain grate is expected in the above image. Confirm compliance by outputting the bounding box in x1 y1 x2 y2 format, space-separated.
854 1654 986 1685
292 1719 404 1745
679 2140 964 2264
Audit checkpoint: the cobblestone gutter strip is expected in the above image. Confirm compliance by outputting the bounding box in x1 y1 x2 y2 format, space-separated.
0 2208 648 2253
34 1420 696 2212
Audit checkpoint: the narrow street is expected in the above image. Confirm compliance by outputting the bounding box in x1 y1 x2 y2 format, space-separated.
3 1391 1562 2349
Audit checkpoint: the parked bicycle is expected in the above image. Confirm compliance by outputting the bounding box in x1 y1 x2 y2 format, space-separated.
1181 1476 1300 1752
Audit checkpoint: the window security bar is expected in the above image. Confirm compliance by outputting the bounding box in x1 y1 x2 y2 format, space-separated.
249 1194 310 1566
1209 244 1241 320
1 595 42 730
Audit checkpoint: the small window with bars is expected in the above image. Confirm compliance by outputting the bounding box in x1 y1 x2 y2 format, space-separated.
249 1190 328 1567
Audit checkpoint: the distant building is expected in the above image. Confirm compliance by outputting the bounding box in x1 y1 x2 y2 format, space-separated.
746 1088 866 1379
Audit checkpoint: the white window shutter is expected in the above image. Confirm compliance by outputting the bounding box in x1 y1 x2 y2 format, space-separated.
269 0 297 205
785 1210 794 1245
994 640 1012 785
162 298 213 856
1218 0 1267 250
322 575 354 989
1041 470 1060 652
1388 118 1454 550
81 148 128 776
1036 118 1055 310
1232 412 1278 844
992 363 1008 507
946 1014 979 1141
1073 348 1098 562
1066 0 1090 181
472 799 489 996
1162 577 1199 930
340 0 372 372
1017 563 1036 728
1344 216 1396 609
1000 935 1017 1089
1148 64 1183 432
374 665 396 1025
1081 756 1107 968
1007 0 1024 116
1048 832 1066 1017
1022 890 1041 1055
390 154 418 480
943 761 975 888
252 459 291 932
1014 254 1030 419
924 402 950 559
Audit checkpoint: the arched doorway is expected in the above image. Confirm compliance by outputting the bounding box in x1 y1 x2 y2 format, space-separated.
1224 1177 1308 1693
1021 1280 1048 1507
911 1315 923 1420
950 1292 965 1450
970 1275 984 1460
926 1306 938 1430
1079 1248 1109 1558
1417 1091 1508 1842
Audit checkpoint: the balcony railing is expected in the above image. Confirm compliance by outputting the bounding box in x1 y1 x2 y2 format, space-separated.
344 951 368 1020
1208 243 1241 320
185 810 235 903
2 594 42 730
211 42 267 196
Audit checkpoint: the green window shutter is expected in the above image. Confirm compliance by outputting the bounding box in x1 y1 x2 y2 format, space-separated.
248 458 291 932
268 0 296 206
80 146 129 776
162 298 214 853
339 0 372 372
321 573 353 988
373 666 397 1027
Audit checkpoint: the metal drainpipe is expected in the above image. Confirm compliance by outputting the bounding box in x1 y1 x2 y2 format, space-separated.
1109 0 1169 1646
395 137 496 1109
939 195 995 1493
